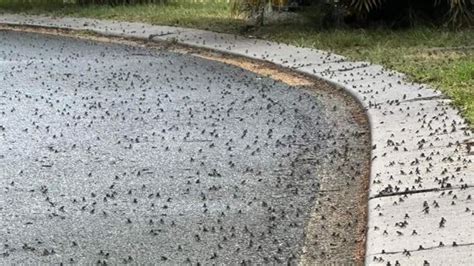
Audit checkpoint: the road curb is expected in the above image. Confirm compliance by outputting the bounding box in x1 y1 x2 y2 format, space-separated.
0 14 472 265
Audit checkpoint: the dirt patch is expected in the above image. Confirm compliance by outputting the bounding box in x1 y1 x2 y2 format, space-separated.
192 53 312 86
299 97 370 265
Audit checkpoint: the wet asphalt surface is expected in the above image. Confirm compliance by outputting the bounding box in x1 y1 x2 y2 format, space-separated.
0 31 370 264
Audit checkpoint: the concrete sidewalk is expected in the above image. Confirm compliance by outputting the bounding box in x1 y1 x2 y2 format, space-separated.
0 13 472 265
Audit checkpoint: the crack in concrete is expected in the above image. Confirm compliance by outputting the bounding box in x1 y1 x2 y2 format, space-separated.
370 242 474 256
369 184 473 199
148 32 177 40
403 95 449 103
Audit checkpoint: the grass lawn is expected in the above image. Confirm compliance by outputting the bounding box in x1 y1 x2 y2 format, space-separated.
1 1 473 127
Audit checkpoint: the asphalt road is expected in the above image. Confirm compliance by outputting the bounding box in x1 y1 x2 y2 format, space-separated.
0 31 370 264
